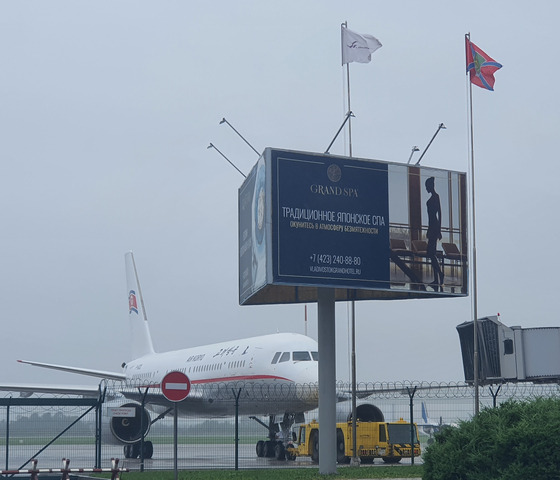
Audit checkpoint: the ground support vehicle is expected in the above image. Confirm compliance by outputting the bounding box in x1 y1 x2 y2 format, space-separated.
285 419 421 464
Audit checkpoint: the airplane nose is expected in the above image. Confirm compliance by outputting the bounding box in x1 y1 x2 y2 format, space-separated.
298 361 318 384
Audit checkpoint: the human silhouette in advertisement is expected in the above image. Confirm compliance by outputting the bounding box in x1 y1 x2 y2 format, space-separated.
425 176 443 291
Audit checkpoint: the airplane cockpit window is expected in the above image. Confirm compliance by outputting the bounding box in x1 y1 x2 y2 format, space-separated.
271 352 281 364
279 352 291 363
311 351 319 361
293 351 311 361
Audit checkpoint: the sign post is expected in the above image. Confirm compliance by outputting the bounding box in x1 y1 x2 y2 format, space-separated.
161 371 191 480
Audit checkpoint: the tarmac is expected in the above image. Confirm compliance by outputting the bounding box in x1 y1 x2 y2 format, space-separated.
4 443 424 478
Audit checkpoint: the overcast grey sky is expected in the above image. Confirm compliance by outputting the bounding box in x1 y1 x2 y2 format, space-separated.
1 1 559 387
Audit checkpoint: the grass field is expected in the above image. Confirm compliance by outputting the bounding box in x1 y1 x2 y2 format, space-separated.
112 466 424 480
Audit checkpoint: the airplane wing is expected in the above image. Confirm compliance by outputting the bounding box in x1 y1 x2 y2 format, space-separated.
17 359 127 381
122 389 205 406
0 383 101 397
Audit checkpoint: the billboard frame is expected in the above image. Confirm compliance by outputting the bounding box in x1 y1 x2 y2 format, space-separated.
239 148 468 306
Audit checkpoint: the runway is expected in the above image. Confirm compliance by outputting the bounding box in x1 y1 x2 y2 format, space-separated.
3 443 422 472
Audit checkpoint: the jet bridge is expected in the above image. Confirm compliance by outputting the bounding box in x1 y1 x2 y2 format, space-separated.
457 315 560 385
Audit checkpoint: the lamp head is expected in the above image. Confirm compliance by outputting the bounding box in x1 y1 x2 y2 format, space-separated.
219 118 226 125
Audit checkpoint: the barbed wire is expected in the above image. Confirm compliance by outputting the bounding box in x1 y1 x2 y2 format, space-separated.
2 380 558 403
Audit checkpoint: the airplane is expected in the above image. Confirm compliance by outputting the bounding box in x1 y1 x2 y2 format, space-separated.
419 401 458 443
2 252 345 460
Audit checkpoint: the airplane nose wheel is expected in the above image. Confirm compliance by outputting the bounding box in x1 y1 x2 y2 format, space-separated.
124 441 154 459
142 440 154 459
256 440 265 457
124 443 138 459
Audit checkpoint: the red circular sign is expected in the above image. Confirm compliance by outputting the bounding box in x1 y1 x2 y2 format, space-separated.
161 371 191 402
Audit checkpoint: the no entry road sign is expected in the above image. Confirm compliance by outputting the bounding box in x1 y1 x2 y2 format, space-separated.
161 371 191 402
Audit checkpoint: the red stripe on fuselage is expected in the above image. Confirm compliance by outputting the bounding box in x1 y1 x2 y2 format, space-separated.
192 374 293 384
135 374 293 390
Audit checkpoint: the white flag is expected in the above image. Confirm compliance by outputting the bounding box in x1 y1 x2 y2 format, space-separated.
341 27 382 65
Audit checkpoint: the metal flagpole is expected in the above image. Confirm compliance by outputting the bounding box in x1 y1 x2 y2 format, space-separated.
346 60 353 157
342 22 353 158
342 20 359 467
466 32 480 415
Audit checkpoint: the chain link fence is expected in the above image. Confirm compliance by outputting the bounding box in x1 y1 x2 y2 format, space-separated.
1 381 558 471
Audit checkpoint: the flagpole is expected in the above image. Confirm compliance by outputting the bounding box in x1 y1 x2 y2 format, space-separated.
346 56 353 157
466 32 480 415
342 22 353 157
341 22 382 464
341 20 358 467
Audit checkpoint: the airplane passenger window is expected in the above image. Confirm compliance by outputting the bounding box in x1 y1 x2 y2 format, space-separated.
293 351 311 361
271 352 281 364
279 352 291 362
311 351 319 361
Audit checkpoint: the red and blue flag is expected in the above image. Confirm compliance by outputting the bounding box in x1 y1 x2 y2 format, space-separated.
466 38 502 91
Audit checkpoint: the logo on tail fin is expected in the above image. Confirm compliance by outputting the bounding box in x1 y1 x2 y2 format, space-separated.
129 290 138 314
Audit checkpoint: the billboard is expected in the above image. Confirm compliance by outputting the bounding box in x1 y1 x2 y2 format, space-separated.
239 148 468 305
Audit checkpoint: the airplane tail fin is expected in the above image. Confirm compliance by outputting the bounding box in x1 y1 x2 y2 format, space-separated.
421 402 429 424
125 251 155 358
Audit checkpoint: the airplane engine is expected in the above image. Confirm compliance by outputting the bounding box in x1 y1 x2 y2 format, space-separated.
336 401 385 423
102 402 151 445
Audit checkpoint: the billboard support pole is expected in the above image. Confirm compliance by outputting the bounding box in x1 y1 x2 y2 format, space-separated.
317 287 337 475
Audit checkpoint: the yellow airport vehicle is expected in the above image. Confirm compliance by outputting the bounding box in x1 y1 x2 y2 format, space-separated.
285 418 421 464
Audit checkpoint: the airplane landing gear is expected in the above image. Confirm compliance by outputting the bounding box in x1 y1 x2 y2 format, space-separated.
123 440 154 459
122 406 170 459
255 439 285 459
251 412 301 460
124 443 138 459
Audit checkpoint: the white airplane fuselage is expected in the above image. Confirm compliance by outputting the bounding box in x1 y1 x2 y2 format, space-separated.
123 332 319 416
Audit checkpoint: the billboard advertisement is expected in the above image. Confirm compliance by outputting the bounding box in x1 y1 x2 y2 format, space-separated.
239 148 468 305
